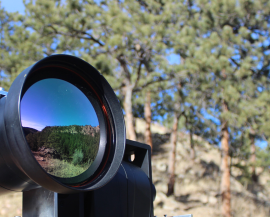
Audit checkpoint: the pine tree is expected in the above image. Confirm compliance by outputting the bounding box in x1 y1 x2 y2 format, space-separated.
160 0 270 215
180 1 270 216
143 90 153 150
0 4 42 90
23 0 172 141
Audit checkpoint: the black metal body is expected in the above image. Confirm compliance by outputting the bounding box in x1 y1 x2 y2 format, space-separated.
23 140 155 217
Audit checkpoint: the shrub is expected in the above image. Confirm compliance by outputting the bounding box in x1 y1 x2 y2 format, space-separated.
47 159 87 177
72 149 84 165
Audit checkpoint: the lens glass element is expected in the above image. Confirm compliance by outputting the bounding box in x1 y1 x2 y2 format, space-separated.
21 78 100 178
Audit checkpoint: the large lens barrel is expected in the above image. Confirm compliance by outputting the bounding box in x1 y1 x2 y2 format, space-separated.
0 55 125 194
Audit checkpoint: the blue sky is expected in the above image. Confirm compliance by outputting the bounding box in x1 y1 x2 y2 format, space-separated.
21 79 99 130
1 0 25 14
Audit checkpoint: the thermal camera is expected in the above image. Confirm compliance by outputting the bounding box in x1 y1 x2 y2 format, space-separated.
0 55 155 217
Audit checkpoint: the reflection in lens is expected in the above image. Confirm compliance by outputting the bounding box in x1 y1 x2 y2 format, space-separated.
21 78 100 178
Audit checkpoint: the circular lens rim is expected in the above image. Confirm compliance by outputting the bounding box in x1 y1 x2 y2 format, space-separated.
20 65 111 186
3 54 126 194
21 75 106 185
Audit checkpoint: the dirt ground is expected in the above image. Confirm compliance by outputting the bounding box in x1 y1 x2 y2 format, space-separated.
32 146 56 172
0 193 22 217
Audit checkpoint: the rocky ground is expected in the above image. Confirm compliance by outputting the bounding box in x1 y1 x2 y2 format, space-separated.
32 146 58 171
135 119 270 217
0 119 270 217
151 134 270 217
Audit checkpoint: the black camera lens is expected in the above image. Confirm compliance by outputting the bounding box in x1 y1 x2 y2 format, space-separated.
0 55 125 194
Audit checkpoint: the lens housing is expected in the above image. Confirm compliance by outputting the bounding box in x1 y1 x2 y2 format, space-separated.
0 54 125 194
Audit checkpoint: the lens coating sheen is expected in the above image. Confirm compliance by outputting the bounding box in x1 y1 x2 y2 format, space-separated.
21 78 100 179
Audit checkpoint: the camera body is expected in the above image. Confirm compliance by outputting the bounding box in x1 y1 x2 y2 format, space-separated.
0 55 155 217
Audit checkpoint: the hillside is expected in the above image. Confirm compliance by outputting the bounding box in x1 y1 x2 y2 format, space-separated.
0 119 270 216
135 119 270 217
24 125 100 178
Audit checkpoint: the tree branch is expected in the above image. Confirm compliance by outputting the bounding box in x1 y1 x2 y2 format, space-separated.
117 54 131 83
133 77 169 92
134 60 143 89
47 24 105 46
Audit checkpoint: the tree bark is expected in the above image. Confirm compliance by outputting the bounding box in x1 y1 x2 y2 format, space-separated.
190 129 195 162
118 55 137 141
144 91 153 151
249 129 257 182
124 85 137 141
167 111 180 196
220 102 231 217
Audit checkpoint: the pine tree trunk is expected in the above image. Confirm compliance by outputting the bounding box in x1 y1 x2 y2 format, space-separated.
124 85 137 141
190 129 195 162
220 121 231 217
144 91 153 151
167 111 180 196
250 130 257 182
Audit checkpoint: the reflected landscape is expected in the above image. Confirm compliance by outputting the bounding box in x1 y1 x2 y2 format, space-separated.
23 125 100 178
21 78 100 178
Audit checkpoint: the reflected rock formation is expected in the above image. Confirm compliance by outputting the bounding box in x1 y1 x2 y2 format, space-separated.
23 125 100 178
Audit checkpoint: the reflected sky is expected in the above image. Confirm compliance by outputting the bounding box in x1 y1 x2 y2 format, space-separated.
21 78 99 131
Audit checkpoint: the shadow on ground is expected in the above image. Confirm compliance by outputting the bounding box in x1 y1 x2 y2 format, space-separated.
137 132 170 156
